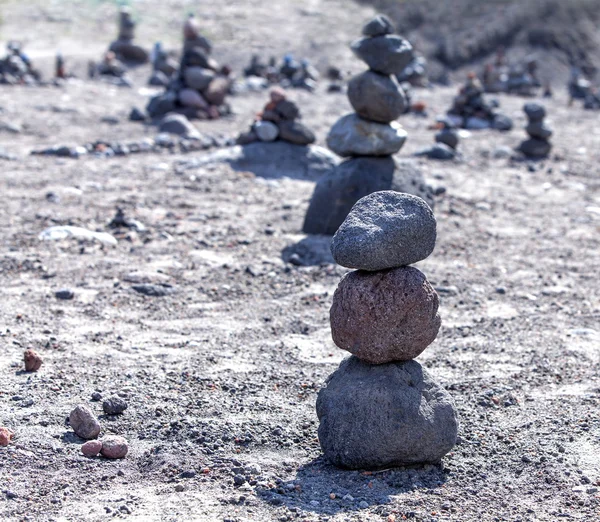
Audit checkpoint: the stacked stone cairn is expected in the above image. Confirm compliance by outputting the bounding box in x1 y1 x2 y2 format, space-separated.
316 190 458 469
108 8 149 64
303 15 434 235
518 103 552 159
236 87 316 146
448 72 512 131
0 42 41 85
146 15 232 121
415 118 459 161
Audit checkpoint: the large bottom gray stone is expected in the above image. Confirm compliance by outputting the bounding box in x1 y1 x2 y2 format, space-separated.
302 157 434 235
316 357 458 470
519 138 551 158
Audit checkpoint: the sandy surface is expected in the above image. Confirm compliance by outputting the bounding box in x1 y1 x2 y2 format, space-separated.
1 1 600 521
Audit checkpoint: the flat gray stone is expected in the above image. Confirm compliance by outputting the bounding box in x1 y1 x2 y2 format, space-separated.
317 357 458 469
327 113 407 157
351 35 413 76
331 191 436 270
178 143 339 181
303 157 434 235
347 71 406 123
414 143 456 160
526 121 552 140
183 66 215 91
159 114 199 138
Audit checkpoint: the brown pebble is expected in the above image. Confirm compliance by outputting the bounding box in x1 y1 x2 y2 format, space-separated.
0 426 14 446
100 435 129 459
24 349 43 372
81 440 103 457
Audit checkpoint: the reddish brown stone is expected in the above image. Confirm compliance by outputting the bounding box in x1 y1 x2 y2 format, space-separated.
330 267 440 364
0 426 14 446
100 435 129 459
81 440 102 457
24 349 43 372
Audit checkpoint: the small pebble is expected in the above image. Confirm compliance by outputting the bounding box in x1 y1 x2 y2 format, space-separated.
81 440 103 457
100 435 129 459
55 289 74 300
23 349 43 372
91 392 102 401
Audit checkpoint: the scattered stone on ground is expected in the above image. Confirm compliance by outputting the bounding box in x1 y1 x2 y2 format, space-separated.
23 349 43 372
100 435 129 459
69 405 101 440
103 397 128 415
81 440 103 457
0 427 13 447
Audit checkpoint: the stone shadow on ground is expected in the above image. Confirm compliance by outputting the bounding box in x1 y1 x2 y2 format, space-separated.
176 142 340 181
257 456 449 516
281 235 335 267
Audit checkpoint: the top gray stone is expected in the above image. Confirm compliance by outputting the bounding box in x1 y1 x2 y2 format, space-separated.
523 103 545 122
362 14 395 37
351 35 413 76
331 191 436 271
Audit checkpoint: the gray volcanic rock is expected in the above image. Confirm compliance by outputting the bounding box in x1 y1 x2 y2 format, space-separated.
362 14 395 37
351 35 413 76
519 138 551 158
331 191 436 271
159 114 199 138
435 128 459 149
180 143 339 181
303 157 434 235
316 357 458 469
278 120 316 145
327 113 407 157
183 67 215 91
330 267 441 363
526 121 553 140
523 103 546 122
69 405 101 440
347 71 406 123
414 143 456 160
254 121 279 142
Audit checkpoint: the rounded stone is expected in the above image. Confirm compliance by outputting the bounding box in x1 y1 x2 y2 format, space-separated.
24 349 43 372
183 67 215 91
330 267 441 363
327 113 407 157
331 191 436 271
526 121 552 140
254 121 279 142
316 357 458 469
102 397 128 415
0 426 14 446
69 405 101 440
351 35 413 76
278 120 316 145
302 157 434 235
347 71 406 123
435 128 459 149
415 143 456 160
519 138 551 158
81 440 103 457
159 114 199 138
362 14 395 37
523 103 545 122
100 435 129 459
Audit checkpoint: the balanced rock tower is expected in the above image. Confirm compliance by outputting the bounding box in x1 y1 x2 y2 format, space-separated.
303 15 434 236
518 103 552 159
316 191 458 469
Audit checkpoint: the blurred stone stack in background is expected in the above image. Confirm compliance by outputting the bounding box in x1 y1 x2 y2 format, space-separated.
303 15 433 236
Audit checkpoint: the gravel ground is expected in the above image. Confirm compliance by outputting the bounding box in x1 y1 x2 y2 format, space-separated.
1 1 600 521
